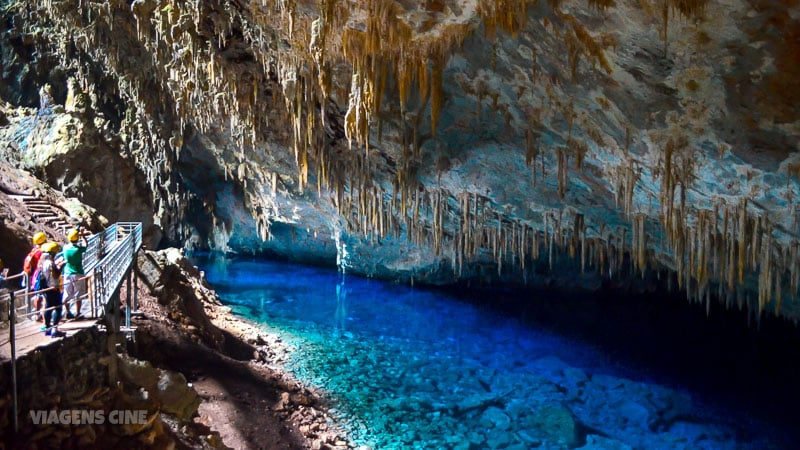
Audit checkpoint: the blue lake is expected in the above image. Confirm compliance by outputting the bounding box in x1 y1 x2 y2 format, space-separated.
192 254 788 449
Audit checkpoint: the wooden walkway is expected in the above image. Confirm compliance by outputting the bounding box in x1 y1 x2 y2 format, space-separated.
1 222 142 363
0 315 97 359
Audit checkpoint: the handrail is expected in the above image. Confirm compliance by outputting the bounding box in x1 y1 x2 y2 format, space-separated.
2 222 142 437
1 272 27 282
93 232 134 307
0 273 28 314
2 222 142 323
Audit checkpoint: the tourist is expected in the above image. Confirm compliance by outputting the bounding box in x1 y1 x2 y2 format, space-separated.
23 231 47 321
62 227 87 319
62 227 87 318
38 242 65 338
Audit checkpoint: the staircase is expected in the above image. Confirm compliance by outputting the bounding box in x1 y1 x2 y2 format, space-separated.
8 193 92 238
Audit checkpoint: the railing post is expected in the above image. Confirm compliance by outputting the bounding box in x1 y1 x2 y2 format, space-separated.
95 267 104 323
89 273 96 319
125 267 132 332
23 273 29 321
9 289 18 435
111 291 120 334
133 252 139 313
98 230 105 261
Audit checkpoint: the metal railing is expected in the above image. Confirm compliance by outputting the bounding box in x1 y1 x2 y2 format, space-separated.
92 224 141 309
83 223 114 272
1 222 142 434
1 223 142 323
1 222 143 325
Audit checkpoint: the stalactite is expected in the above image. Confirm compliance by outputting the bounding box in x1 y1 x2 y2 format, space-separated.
598 223 607 276
633 213 647 277
618 227 626 277
21 0 798 321
557 147 569 198
548 214 556 271
525 129 540 185
737 199 747 284
791 241 800 297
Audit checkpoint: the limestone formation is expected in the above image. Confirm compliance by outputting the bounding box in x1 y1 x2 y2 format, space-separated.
0 1 797 318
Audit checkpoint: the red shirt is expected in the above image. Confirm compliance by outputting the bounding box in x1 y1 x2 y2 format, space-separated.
25 246 42 276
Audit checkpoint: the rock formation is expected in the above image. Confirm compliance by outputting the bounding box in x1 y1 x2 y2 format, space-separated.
0 1 798 318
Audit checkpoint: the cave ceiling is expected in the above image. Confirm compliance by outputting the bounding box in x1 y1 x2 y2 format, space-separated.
1 0 798 319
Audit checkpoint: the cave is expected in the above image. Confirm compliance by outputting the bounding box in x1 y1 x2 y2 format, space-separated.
1 0 799 448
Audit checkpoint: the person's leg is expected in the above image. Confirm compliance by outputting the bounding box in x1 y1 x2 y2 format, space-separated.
46 292 65 337
43 298 52 333
75 276 86 318
51 293 63 328
62 274 76 318
34 295 43 321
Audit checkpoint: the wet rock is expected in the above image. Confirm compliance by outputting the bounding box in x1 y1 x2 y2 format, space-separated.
590 374 626 391
516 429 541 446
563 367 588 386
485 431 512 449
617 400 651 428
646 387 693 431
530 356 569 377
530 403 578 447
480 406 512 431
578 434 634 449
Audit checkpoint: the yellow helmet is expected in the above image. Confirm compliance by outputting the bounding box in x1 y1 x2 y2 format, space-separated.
41 242 60 254
67 229 80 242
32 232 46 245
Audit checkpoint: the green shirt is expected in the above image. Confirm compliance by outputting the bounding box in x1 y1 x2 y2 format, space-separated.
62 243 86 275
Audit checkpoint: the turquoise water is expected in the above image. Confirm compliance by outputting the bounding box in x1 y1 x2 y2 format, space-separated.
194 255 783 449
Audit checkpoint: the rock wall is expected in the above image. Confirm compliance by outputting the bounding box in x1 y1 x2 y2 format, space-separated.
0 159 105 270
0 1 798 318
0 325 225 449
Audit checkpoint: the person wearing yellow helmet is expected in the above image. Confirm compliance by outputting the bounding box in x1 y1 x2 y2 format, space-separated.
62 227 87 319
24 231 47 321
37 242 65 338
24 232 46 278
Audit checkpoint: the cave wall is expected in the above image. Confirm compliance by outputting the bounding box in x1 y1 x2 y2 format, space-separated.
0 1 798 319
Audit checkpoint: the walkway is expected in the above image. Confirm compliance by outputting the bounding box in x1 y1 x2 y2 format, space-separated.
0 222 142 359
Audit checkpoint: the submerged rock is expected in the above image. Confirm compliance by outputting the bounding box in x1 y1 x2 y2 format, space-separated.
529 403 578 447
480 406 512 431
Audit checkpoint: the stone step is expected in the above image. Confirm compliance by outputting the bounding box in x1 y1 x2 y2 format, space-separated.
9 194 36 201
32 212 59 219
27 207 54 213
24 202 51 208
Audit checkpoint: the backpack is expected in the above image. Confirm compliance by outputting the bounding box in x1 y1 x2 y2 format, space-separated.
53 252 66 276
23 247 41 277
33 267 46 291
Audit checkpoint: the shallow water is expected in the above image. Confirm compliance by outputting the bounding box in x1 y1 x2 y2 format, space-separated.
193 254 787 449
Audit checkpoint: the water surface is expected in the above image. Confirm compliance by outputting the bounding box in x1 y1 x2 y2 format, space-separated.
194 254 785 449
